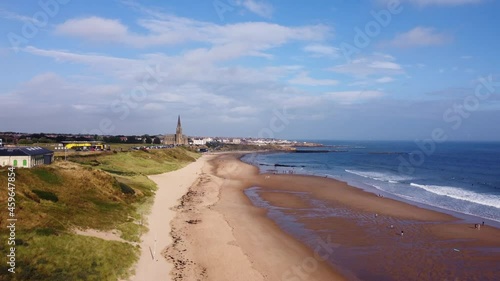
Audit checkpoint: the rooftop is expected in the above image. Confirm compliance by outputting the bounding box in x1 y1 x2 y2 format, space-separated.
0 146 54 157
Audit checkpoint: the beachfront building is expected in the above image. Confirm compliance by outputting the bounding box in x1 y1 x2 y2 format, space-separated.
54 141 109 151
164 115 188 145
0 147 54 168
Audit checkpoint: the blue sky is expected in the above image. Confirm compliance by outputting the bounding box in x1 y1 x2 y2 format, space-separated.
1 0 499 140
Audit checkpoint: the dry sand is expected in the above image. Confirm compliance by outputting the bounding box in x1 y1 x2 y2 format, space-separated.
74 228 127 243
129 155 208 281
132 152 500 280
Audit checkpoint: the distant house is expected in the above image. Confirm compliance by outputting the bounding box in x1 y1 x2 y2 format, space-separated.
192 138 206 145
0 147 54 168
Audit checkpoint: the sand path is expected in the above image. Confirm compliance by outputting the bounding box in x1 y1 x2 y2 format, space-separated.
129 155 208 281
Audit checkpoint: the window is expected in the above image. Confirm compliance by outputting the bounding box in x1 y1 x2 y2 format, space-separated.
13 160 17 166
23 159 27 167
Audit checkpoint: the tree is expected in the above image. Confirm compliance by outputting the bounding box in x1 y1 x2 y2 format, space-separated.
206 141 221 149
18 139 33 145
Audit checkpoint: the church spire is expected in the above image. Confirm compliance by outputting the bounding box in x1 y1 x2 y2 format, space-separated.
176 115 182 138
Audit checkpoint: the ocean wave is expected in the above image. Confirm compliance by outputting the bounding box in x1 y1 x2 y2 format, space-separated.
410 183 500 209
345 169 412 183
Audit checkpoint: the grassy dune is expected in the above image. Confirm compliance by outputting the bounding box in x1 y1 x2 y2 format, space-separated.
0 147 198 281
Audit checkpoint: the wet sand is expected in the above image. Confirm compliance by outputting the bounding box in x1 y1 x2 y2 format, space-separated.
165 153 500 280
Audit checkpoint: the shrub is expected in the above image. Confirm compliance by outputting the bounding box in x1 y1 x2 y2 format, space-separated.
35 228 58 236
32 190 59 202
118 182 135 195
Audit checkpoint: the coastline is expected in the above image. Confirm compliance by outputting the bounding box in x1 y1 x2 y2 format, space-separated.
165 152 344 280
144 151 500 280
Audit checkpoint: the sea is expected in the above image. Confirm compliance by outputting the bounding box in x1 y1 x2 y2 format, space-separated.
242 140 500 225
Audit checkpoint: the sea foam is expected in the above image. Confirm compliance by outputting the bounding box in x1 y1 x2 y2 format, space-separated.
345 169 412 183
410 183 500 209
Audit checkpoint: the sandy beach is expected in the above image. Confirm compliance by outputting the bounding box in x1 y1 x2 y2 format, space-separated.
129 156 208 281
165 153 344 281
132 152 500 280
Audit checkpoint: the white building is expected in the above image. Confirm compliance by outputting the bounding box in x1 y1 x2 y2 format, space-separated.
192 138 206 145
0 147 54 168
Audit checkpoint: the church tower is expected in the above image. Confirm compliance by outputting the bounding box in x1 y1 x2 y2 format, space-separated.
163 115 187 145
175 115 183 145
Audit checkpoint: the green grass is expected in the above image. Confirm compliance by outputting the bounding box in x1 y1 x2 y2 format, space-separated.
0 233 139 281
31 169 62 185
69 147 196 176
0 147 198 281
117 222 145 242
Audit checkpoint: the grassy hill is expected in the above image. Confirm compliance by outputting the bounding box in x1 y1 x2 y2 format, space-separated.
0 147 198 281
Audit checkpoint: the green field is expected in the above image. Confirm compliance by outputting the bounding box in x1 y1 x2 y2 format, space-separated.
0 147 198 281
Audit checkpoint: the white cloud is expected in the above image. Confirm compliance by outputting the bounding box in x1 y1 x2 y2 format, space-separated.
235 0 274 18
326 90 384 104
289 72 339 86
218 115 257 123
375 77 395 83
369 61 401 70
55 17 129 42
23 46 306 89
229 106 259 115
11 7 391 136
54 15 328 50
329 53 404 77
0 9 40 24
383 27 451 48
142 103 165 111
0 73 123 117
303 44 339 58
23 46 149 80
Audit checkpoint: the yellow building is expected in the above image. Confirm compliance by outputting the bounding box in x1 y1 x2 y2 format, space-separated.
54 141 108 150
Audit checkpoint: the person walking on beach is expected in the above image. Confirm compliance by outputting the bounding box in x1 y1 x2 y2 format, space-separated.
401 230 404 237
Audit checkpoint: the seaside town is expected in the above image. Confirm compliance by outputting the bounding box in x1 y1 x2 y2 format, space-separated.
0 116 317 168
1 1 500 281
